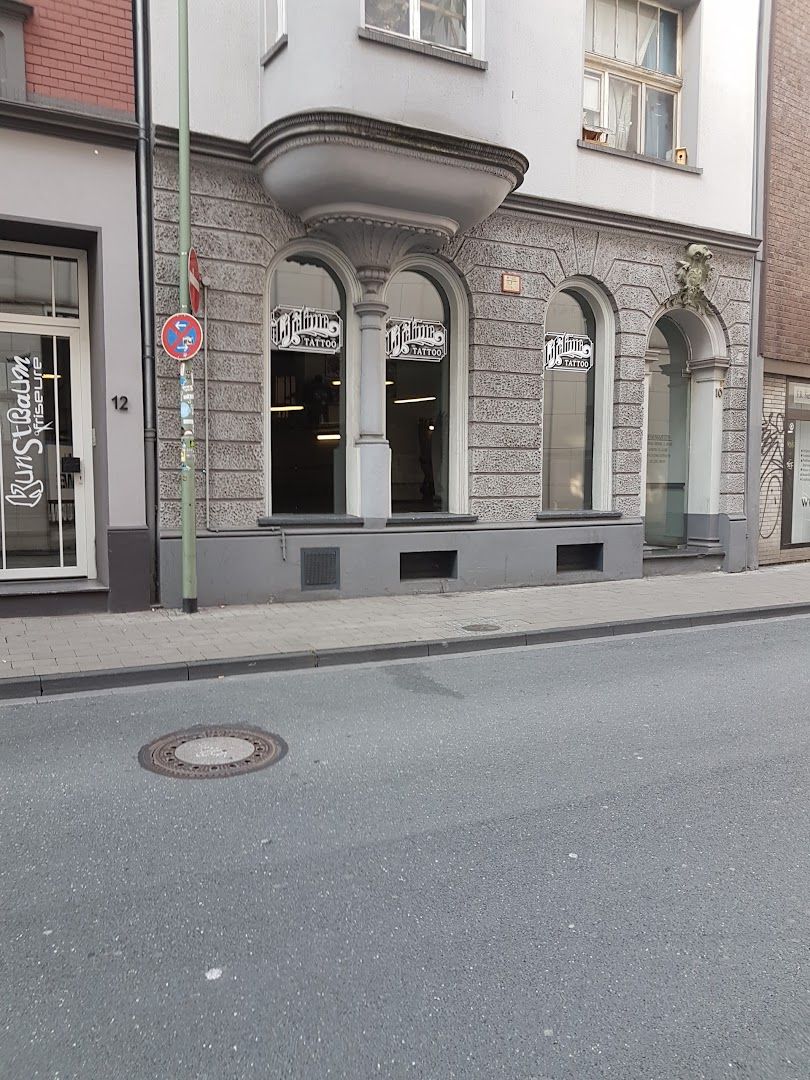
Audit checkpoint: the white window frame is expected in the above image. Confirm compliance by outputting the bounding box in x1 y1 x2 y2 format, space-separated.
262 0 286 54
0 240 96 582
583 0 682 161
362 0 483 58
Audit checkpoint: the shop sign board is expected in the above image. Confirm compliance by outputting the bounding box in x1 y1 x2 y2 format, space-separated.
270 306 342 354
386 318 447 362
544 333 593 372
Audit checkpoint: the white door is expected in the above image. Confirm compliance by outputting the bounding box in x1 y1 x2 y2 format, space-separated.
0 323 93 579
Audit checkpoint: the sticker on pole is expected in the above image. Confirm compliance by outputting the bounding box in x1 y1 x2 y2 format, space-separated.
161 312 203 362
188 249 203 316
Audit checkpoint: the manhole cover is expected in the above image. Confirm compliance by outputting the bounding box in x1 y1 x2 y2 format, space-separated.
461 623 502 633
138 726 287 780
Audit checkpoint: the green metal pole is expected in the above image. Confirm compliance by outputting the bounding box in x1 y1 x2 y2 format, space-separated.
178 0 197 613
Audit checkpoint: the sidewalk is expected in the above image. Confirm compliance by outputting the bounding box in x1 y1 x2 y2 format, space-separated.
3 562 810 697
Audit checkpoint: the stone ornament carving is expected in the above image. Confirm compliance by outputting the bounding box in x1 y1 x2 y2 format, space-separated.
674 243 713 312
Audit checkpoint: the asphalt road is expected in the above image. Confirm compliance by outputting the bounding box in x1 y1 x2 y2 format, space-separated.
2 616 809 1080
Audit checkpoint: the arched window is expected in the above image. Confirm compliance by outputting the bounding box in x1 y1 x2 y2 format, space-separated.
543 288 597 511
268 256 346 514
385 270 451 513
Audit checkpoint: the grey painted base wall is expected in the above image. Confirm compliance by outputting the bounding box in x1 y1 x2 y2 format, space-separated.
159 520 644 607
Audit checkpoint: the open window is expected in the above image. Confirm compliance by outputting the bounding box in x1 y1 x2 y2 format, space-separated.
582 0 682 162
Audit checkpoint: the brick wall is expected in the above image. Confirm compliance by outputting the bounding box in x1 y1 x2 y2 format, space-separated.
761 0 810 366
24 0 134 113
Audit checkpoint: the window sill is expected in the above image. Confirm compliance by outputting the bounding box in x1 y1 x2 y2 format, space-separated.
358 26 487 70
261 34 288 67
577 139 702 174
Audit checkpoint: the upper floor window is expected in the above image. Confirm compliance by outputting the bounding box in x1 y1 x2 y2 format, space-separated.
583 0 681 162
263 0 286 52
365 0 469 53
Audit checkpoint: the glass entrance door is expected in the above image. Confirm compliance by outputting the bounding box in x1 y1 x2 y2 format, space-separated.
0 326 88 577
644 321 690 548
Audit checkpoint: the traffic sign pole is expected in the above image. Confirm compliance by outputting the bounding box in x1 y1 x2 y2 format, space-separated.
178 0 197 614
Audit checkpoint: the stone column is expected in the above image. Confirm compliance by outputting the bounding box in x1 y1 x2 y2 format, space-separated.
687 356 730 547
355 269 391 524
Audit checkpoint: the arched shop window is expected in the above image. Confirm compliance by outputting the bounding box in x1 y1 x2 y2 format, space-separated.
644 317 690 547
268 256 346 514
385 270 450 513
543 288 597 511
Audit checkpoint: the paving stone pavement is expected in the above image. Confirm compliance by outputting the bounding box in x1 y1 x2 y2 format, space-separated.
3 562 810 679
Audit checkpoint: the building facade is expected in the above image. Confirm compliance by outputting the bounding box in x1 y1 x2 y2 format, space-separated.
757 0 810 566
0 0 151 613
150 0 764 606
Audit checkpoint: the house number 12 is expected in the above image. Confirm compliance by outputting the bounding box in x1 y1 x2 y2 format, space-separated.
112 395 129 411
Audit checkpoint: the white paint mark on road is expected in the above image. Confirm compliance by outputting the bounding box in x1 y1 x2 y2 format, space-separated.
205 968 222 981
568 853 578 859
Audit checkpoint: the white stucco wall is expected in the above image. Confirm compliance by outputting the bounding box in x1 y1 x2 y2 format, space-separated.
150 0 760 235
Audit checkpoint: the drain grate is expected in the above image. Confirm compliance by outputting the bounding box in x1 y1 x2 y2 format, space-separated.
138 725 287 780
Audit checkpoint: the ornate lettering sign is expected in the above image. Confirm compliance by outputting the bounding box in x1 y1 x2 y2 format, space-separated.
270 306 342 354
386 318 447 362
544 333 594 372
5 354 52 509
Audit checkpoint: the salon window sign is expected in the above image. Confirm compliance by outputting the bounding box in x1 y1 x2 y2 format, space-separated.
5 354 51 509
270 306 343 354
544 333 594 372
386 318 447 362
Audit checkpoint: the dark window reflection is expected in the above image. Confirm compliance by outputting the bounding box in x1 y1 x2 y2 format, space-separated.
386 271 450 513
269 258 346 514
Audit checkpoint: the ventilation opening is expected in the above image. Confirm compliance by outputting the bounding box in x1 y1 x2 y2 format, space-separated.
400 550 458 581
556 543 604 573
301 547 340 590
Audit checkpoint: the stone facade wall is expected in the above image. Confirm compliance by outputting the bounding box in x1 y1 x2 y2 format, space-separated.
759 373 785 563
155 152 754 531
153 150 300 529
455 211 753 520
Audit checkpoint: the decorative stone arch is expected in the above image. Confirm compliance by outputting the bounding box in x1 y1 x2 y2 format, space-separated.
384 253 471 515
263 238 363 517
643 301 731 548
542 276 617 511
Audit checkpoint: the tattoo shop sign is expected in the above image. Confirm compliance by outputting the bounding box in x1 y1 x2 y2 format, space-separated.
386 318 447 362
544 333 593 372
270 306 342 354
5 354 52 509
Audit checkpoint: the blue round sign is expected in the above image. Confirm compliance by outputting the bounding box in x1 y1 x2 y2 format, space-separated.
161 312 203 361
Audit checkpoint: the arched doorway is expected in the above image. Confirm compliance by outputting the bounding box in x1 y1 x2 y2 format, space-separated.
644 316 690 547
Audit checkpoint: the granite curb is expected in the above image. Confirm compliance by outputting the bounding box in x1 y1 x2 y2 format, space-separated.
3 600 810 700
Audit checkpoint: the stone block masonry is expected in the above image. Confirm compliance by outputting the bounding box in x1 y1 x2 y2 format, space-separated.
155 149 754 530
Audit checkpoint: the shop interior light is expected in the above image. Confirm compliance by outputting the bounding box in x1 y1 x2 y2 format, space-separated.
385 380 394 386
393 396 436 405
269 405 304 412
316 433 341 441
428 424 435 431
331 379 341 386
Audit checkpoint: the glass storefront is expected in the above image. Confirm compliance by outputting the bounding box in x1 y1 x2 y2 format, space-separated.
268 257 346 514
385 270 450 513
542 289 596 511
644 318 690 548
782 381 810 546
0 246 89 580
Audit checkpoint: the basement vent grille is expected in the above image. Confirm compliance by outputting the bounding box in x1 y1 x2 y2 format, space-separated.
301 547 340 590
